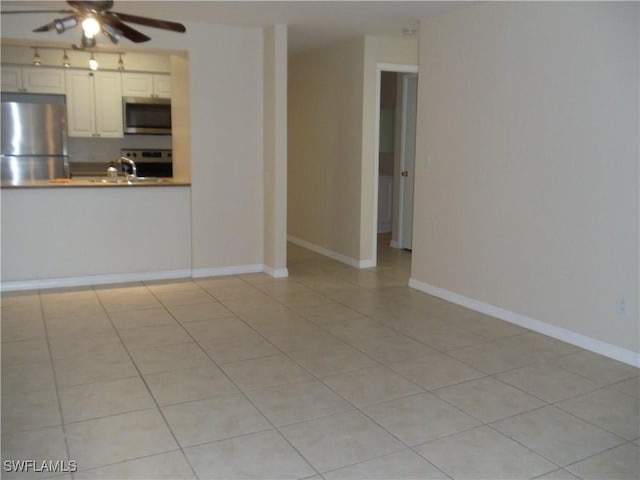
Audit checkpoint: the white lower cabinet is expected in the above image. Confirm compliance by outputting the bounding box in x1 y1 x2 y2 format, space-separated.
65 70 123 138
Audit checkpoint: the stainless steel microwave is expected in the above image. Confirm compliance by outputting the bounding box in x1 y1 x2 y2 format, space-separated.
122 97 171 135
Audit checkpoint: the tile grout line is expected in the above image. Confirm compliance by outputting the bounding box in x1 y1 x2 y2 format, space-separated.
158 270 637 476
156 276 325 478
36 287 75 476
146 274 460 477
87 282 201 480
207 276 461 476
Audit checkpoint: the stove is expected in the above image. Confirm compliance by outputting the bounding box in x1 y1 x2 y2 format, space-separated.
120 149 172 177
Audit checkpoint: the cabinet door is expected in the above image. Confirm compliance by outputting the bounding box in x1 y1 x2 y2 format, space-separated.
22 67 65 94
65 70 95 137
1 66 22 92
154 75 171 98
94 71 123 138
121 72 153 97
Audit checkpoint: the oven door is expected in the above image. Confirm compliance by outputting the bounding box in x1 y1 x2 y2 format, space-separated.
135 161 173 178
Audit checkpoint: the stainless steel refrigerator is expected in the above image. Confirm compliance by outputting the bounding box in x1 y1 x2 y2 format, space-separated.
1 93 69 184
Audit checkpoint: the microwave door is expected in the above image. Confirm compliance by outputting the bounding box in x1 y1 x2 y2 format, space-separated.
123 97 171 135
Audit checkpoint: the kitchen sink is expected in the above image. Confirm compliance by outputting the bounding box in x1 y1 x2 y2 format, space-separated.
86 177 172 184
136 177 172 183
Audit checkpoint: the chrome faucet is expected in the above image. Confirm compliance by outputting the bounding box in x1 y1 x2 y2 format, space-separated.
117 156 137 181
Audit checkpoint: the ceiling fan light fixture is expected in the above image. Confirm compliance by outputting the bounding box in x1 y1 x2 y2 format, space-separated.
54 16 78 34
88 52 99 71
32 48 41 66
102 23 122 44
81 15 101 38
6 1 186 45
81 33 96 48
62 49 71 68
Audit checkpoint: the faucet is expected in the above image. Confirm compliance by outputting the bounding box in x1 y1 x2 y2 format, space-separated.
117 156 137 181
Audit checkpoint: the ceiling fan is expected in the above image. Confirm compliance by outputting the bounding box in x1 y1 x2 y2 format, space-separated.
2 1 186 47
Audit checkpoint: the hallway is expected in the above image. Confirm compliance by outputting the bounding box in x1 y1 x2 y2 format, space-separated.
1 242 638 479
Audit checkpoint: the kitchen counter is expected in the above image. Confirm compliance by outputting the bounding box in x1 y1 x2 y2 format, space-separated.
1 178 191 188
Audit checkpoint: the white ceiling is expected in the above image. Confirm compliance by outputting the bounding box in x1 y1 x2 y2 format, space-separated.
1 1 471 54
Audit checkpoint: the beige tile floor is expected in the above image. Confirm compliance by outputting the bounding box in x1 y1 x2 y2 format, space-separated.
1 238 639 479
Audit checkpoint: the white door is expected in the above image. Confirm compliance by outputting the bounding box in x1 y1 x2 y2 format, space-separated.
399 73 417 250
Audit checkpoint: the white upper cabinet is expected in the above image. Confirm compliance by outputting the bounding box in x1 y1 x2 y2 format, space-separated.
94 72 124 137
122 72 171 99
65 70 123 138
2 66 66 94
153 75 171 98
1 66 21 92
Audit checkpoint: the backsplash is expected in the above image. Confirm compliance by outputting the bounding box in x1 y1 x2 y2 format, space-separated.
67 136 172 163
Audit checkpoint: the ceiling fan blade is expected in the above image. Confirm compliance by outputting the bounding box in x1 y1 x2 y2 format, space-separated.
100 15 150 43
33 22 54 32
1 9 73 15
108 11 186 33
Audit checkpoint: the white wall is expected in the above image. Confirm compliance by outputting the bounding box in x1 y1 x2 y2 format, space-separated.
184 23 265 274
412 2 639 362
170 55 191 183
263 25 288 277
288 38 365 264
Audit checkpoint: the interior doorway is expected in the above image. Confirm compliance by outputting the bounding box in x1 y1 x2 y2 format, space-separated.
374 64 418 265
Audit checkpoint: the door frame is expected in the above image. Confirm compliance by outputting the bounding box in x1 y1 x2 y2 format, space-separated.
372 62 418 265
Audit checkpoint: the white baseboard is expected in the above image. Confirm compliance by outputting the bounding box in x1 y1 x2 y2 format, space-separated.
359 259 377 269
1 269 192 292
288 235 375 269
409 278 640 368
1 263 274 291
263 266 289 278
192 264 264 278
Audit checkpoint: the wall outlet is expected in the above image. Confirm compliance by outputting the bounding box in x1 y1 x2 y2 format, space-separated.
617 296 627 314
